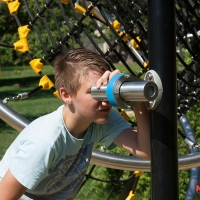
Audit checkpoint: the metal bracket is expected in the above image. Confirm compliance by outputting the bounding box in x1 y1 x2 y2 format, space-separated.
144 70 163 110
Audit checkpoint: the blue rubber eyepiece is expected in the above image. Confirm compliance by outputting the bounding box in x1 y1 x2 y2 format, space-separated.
106 74 124 107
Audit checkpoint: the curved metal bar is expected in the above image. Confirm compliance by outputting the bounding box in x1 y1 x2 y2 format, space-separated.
91 150 151 172
1 100 200 172
0 100 29 132
91 150 200 172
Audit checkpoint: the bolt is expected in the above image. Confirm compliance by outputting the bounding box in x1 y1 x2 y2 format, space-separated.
147 101 153 107
125 104 131 109
147 73 153 80
124 74 130 78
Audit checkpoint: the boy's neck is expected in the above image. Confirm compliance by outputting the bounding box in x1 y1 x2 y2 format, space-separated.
62 106 90 139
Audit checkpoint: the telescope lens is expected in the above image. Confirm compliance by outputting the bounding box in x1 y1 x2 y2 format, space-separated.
147 86 156 97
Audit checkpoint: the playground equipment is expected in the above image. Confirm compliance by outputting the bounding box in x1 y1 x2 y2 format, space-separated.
1 0 200 199
91 71 162 110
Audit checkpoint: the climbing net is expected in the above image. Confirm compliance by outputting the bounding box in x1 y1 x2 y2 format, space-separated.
0 0 200 199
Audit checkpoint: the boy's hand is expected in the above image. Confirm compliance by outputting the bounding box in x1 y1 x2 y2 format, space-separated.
96 69 121 89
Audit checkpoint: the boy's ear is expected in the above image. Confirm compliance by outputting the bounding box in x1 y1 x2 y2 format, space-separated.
60 87 72 104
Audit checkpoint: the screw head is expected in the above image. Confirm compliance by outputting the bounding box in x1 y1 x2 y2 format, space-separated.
147 73 153 80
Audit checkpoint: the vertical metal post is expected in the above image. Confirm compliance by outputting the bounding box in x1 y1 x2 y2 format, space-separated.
148 0 178 199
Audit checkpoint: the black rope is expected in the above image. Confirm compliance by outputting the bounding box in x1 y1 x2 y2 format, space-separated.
0 43 14 48
13 13 22 27
57 0 84 48
23 0 49 56
47 3 64 40
34 0 57 48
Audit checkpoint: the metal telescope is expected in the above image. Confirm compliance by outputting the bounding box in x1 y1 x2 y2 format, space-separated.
91 70 163 110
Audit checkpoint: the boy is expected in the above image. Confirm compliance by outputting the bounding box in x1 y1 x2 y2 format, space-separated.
0 48 150 199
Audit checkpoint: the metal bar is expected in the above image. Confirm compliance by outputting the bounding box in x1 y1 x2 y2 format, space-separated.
119 81 157 102
148 0 178 199
91 81 158 102
91 150 200 172
0 100 29 132
1 100 200 172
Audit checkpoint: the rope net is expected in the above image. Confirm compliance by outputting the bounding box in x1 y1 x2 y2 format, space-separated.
0 0 200 199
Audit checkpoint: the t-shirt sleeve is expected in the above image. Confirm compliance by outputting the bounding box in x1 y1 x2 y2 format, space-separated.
97 109 131 149
10 137 55 190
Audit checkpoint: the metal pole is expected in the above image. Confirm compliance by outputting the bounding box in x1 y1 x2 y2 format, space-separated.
148 0 178 199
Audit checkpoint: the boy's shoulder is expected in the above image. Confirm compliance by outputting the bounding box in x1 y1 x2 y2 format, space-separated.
20 105 64 140
30 105 63 125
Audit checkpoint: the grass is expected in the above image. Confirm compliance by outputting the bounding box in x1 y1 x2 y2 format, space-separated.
0 80 62 159
114 62 142 75
0 62 141 80
0 64 62 158
0 64 54 79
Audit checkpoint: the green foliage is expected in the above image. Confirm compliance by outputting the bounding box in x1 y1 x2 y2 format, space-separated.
176 104 200 200
0 1 143 71
186 105 200 143
179 170 190 200
79 145 131 198
176 48 193 72
0 1 74 66
76 165 125 199
134 173 151 200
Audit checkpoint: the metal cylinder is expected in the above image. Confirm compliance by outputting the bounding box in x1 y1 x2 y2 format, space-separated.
91 85 107 101
91 81 158 102
119 81 158 102
0 100 29 132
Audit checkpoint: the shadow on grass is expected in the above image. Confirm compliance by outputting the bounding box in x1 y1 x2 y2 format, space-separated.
0 119 16 133
0 75 54 87
0 75 55 100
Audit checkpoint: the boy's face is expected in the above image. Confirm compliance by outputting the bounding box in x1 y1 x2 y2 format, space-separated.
70 70 112 124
